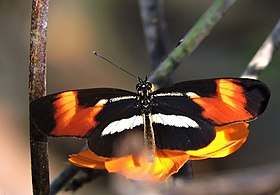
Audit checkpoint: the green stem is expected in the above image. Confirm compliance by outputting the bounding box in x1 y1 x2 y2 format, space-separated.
149 0 236 84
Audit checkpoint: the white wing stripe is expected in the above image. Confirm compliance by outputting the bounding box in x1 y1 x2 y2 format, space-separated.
101 113 199 136
152 113 199 128
101 115 143 136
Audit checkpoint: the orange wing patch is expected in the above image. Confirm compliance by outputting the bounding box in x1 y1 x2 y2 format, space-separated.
69 149 190 182
192 79 252 125
51 91 106 137
187 123 249 160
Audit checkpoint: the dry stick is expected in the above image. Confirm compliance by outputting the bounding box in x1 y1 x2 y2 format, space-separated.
29 0 50 194
50 0 237 193
241 19 280 79
149 0 237 85
138 0 194 180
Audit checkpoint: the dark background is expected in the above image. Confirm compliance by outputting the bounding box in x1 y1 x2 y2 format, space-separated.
0 0 279 194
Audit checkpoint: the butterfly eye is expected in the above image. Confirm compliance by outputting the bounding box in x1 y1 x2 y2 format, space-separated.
147 83 152 90
136 83 143 91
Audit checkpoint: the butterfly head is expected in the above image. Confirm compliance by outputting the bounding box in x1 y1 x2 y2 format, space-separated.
136 77 154 96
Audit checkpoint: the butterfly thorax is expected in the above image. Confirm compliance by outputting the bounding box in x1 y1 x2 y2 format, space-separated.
136 77 156 160
136 77 154 114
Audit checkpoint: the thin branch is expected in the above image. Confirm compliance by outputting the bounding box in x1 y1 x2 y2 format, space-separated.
65 169 107 192
50 145 89 194
50 165 80 195
149 0 236 85
241 19 280 79
29 0 50 194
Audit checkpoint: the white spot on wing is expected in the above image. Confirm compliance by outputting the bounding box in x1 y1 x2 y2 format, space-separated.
96 99 108 106
186 92 200 98
101 115 143 136
152 113 199 128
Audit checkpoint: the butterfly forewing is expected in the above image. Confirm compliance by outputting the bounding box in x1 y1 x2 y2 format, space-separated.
152 78 270 126
30 88 137 137
149 78 270 151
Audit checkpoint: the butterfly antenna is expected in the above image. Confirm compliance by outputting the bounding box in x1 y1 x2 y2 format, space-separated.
145 39 184 81
93 51 137 79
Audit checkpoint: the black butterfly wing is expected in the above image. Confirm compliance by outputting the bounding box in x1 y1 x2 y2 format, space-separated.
151 78 270 151
30 88 139 138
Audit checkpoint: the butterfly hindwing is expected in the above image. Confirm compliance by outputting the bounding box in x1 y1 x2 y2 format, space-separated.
30 88 137 137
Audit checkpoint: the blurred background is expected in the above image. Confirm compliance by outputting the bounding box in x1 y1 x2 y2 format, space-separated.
0 0 279 194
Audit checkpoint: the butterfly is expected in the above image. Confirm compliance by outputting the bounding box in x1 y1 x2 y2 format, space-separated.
30 77 270 182
30 77 270 181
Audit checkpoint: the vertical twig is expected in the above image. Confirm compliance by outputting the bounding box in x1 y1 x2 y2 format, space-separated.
29 0 50 194
138 0 175 87
138 0 169 69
